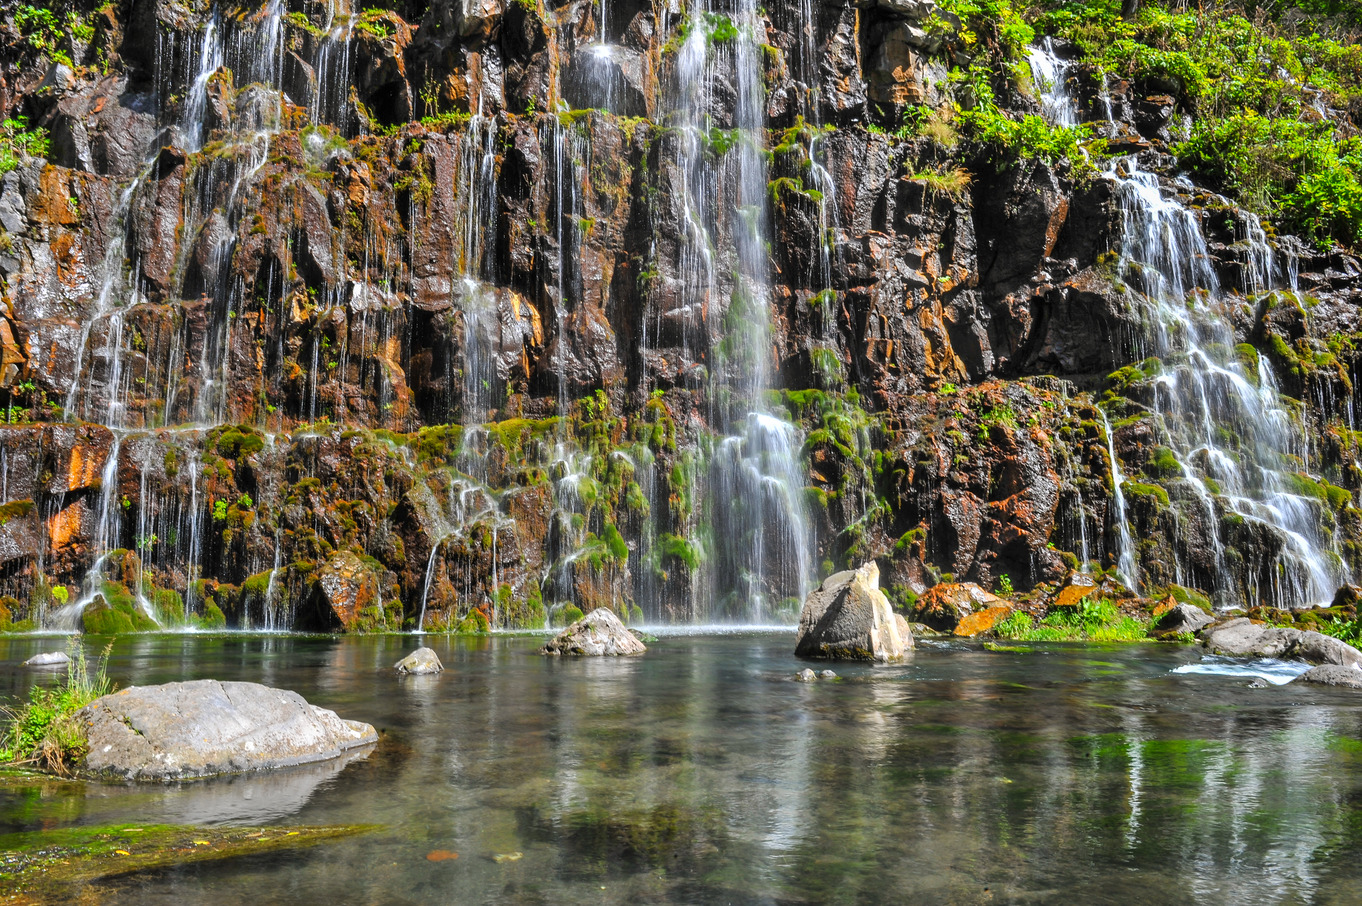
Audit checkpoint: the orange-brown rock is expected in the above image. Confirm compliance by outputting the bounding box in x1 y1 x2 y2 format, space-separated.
954 604 1015 637
912 582 1001 632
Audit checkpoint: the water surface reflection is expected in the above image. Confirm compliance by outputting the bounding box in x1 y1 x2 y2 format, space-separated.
2 633 1362 904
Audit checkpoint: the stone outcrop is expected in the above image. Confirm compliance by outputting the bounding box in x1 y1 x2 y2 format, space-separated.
540 608 646 656
795 562 912 661
1150 604 1215 639
1202 618 1362 668
912 583 1002 632
1294 665 1362 688
394 647 444 675
78 680 378 781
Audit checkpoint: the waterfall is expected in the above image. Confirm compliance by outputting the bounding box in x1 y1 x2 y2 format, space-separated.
1025 39 1346 606
1099 408 1139 590
1111 162 1343 606
657 1 813 621
1026 38 1078 130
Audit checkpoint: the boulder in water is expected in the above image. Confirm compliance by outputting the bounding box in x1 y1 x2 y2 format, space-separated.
795 562 912 661
22 651 70 667
394 647 443 675
1202 618 1362 667
540 608 646 656
1294 664 1362 688
912 582 1000 632
795 668 817 682
78 679 377 781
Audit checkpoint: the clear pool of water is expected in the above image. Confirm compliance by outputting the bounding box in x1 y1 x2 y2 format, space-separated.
3 632 1362 905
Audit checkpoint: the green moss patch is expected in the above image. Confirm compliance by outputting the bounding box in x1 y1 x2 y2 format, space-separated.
0 820 377 900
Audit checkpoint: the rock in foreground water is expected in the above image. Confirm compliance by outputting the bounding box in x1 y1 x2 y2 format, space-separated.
78 680 378 781
1202 618 1362 667
795 562 912 661
21 651 70 667
1294 665 1362 688
541 608 646 656
394 647 443 675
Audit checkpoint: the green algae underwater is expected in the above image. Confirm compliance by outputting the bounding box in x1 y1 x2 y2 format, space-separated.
3 631 1362 904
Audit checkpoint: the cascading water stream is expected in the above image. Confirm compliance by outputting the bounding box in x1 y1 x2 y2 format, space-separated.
1026 39 1347 605
1111 161 1343 605
44 0 289 629
657 0 815 621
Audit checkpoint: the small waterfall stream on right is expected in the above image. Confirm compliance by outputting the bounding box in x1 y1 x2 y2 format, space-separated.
1110 162 1343 606
1027 41 1347 607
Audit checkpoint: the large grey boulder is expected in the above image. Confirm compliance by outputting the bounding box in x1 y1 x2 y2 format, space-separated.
1202 618 1362 667
540 608 646 656
795 562 912 661
78 680 377 781
394 647 443 675
1294 665 1362 688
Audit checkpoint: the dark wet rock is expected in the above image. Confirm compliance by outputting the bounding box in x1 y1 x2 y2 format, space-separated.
1151 603 1215 639
21 651 70 667
1332 585 1362 609
1294 665 1362 688
78 680 377 781
394 647 443 675
1202 618 1362 667
795 562 911 661
541 608 646 656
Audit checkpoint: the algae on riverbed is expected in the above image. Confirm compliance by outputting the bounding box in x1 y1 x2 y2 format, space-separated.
0 819 378 902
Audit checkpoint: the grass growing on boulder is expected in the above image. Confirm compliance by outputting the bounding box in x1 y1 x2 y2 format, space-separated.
0 643 112 775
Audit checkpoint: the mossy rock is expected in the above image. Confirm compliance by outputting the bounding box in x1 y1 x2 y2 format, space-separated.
0 819 376 900
81 591 159 634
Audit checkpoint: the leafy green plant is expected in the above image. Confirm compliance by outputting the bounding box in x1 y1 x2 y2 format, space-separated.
1 642 113 775
0 117 49 175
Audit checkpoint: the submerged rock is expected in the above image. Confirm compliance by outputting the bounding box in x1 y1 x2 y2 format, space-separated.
540 608 646 656
1202 618 1362 667
1294 664 1362 688
912 583 1001 632
78 680 377 781
21 651 70 667
394 647 443 675
795 562 912 661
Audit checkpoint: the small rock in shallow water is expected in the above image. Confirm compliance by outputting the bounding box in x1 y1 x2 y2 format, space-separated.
796 668 817 682
541 608 646 656
22 651 70 667
394 647 443 675
819 670 837 679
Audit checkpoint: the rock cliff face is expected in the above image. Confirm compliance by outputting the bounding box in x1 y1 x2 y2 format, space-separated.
0 0 1357 630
